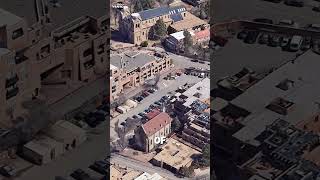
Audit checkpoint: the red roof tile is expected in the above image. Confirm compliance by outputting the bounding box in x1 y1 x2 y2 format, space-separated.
142 112 172 136
146 109 161 120
195 29 210 40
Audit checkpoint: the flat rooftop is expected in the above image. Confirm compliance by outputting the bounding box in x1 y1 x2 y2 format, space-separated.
110 52 160 71
0 0 106 27
183 78 210 107
152 138 200 169
0 8 23 27
232 50 320 146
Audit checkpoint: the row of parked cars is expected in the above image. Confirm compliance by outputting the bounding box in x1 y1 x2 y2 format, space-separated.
67 157 109 180
133 88 158 103
128 95 171 125
74 101 109 128
237 29 314 51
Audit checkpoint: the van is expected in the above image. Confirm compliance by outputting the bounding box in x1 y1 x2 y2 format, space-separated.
289 35 303 51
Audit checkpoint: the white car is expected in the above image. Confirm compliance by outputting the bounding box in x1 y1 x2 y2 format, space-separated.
278 19 299 28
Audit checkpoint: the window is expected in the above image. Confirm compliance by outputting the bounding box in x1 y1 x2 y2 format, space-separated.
40 44 50 54
83 48 93 57
12 28 24 40
150 139 152 145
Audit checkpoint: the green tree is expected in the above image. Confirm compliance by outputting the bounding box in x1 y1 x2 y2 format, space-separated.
178 166 194 177
183 30 193 55
132 0 156 12
171 117 182 132
200 144 210 166
150 19 167 40
141 41 149 47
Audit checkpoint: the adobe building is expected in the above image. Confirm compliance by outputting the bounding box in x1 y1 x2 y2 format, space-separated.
110 51 172 101
119 5 208 45
0 0 109 128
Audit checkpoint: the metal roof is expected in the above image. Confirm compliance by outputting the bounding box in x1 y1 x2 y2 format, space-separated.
138 6 186 21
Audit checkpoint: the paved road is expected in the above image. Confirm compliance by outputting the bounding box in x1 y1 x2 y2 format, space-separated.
111 154 186 180
213 0 320 25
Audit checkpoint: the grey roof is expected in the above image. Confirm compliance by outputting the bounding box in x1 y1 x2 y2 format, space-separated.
138 6 186 20
170 13 183 22
232 51 320 146
0 0 106 28
0 8 23 27
110 52 157 71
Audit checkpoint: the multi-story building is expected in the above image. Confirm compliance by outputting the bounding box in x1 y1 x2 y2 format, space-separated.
119 6 208 45
134 112 172 152
110 51 172 101
0 0 108 128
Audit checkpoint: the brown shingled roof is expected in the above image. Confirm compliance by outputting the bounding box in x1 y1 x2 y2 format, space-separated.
142 112 172 136
146 109 161 120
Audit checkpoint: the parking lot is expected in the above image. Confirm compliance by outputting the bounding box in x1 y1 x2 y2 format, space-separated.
110 74 204 142
212 37 297 88
213 0 320 25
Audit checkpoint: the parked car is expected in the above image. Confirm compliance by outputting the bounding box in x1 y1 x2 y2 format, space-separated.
301 37 312 51
138 112 146 117
237 30 249 40
191 59 198 62
244 31 259 44
85 117 100 128
306 24 320 32
253 18 273 24
136 96 143 102
132 115 139 119
284 0 304 7
0 165 17 177
70 169 90 180
258 33 269 44
268 35 281 47
154 101 162 106
278 19 299 28
198 61 205 64
312 6 320 12
147 89 155 94
281 36 290 47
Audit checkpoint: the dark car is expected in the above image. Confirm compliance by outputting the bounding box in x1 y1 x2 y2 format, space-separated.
136 96 143 102
85 116 100 128
301 37 312 51
253 18 273 24
284 0 304 7
70 169 90 180
147 89 155 93
191 59 198 62
132 115 139 119
268 35 282 47
138 112 146 117
258 33 269 44
154 101 162 106
313 6 320 12
244 31 259 44
89 161 109 175
198 61 205 64
237 30 249 40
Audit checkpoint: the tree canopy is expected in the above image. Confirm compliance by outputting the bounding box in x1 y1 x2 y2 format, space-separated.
150 19 167 40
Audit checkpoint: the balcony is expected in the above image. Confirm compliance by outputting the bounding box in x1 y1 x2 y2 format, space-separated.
6 87 19 100
5 75 19 88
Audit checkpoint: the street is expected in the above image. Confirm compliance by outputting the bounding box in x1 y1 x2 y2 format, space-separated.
111 154 187 180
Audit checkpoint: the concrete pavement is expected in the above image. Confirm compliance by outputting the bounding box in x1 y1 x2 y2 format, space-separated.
111 154 186 180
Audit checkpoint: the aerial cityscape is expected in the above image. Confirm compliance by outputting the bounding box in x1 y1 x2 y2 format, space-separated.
0 0 109 179
212 0 320 179
110 0 210 178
